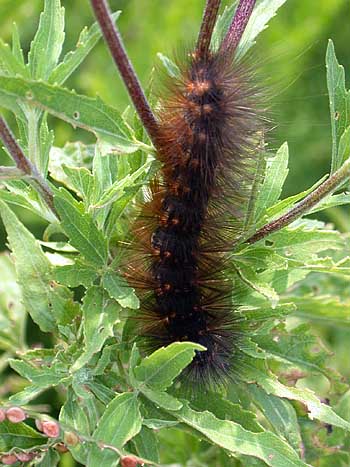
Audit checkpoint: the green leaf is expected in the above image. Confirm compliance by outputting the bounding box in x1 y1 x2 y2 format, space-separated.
0 254 26 352
91 159 155 210
326 40 350 173
62 166 95 205
211 2 238 51
72 286 120 371
134 342 205 391
28 0 65 80
212 0 288 60
0 421 46 453
0 75 142 152
35 449 60 467
0 39 28 77
9 358 69 388
141 386 183 411
132 426 160 464
240 357 350 432
60 389 93 465
11 23 26 67
54 259 98 288
102 271 139 309
254 143 289 221
50 12 121 85
157 53 181 78
236 0 288 60
292 295 350 326
49 142 94 187
0 200 55 331
54 187 108 266
176 402 307 467
338 126 350 168
88 393 142 466
248 385 302 454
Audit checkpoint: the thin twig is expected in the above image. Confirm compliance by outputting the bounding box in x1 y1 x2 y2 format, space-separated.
246 157 350 244
220 0 256 53
90 0 160 148
196 0 222 58
0 166 26 180
0 115 57 216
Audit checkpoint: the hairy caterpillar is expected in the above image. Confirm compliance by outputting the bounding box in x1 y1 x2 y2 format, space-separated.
92 0 265 384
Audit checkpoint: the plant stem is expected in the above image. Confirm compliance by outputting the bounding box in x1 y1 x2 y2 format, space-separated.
0 115 57 216
220 0 256 53
196 0 222 58
246 157 350 244
90 0 160 148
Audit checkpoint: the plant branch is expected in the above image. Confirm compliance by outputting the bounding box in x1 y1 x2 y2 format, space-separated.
196 0 222 58
0 115 57 216
246 157 350 244
0 166 26 180
90 0 160 148
220 0 256 53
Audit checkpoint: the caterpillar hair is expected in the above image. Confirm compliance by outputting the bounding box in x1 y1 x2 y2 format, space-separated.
91 0 265 385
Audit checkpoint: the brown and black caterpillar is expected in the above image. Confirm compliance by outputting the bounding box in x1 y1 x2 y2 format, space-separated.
92 0 265 385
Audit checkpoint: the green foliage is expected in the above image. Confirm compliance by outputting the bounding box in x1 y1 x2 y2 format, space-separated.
0 1 350 466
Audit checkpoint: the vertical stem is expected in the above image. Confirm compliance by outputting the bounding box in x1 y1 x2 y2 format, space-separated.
90 0 160 148
220 0 256 53
196 0 222 58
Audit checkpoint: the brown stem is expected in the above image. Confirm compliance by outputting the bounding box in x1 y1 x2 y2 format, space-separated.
90 0 160 148
246 157 350 244
220 0 256 53
0 116 57 216
196 0 222 58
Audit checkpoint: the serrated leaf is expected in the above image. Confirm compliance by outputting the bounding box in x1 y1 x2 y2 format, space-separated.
72 286 120 371
62 166 95 205
0 75 142 152
240 357 350 432
254 143 289 221
28 0 65 80
88 393 142 466
0 39 28 77
53 260 98 288
176 403 307 467
248 385 303 454
0 200 55 331
50 12 121 85
9 358 69 388
49 142 94 186
212 0 287 60
134 342 205 391
236 0 288 60
11 23 25 67
102 271 139 309
54 187 108 266
326 40 350 173
0 421 46 453
92 159 155 210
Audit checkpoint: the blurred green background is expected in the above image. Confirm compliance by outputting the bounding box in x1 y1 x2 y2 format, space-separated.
0 0 350 243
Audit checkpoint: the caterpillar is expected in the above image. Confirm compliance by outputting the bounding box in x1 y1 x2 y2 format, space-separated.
92 0 265 385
